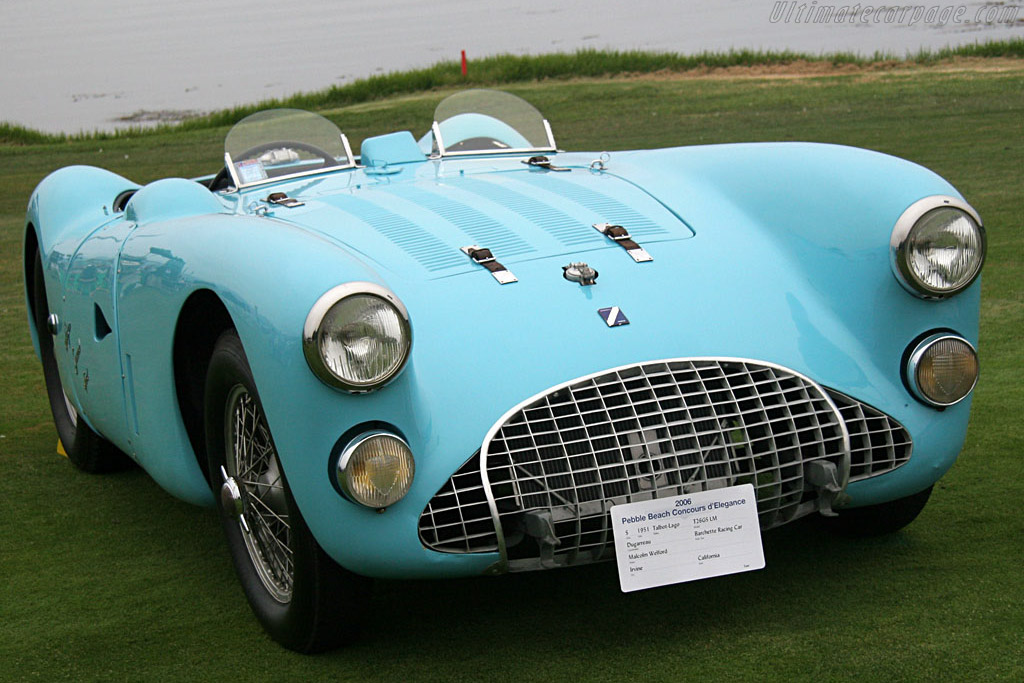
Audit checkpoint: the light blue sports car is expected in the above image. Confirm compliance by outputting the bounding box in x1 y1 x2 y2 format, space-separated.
23 89 985 651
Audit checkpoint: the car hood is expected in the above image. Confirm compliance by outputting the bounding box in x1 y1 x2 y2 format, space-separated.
269 165 694 278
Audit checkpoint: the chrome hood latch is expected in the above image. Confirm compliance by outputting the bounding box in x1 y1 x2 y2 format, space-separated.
265 191 304 208
461 245 518 285
522 155 569 172
593 223 653 263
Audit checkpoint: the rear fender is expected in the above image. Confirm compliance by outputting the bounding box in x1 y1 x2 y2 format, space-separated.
24 166 140 356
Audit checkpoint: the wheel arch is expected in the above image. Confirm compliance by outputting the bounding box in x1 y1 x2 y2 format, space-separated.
173 288 236 484
24 224 43 356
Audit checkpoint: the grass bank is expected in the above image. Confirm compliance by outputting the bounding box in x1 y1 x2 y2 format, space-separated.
2 39 1023 144
0 61 1022 681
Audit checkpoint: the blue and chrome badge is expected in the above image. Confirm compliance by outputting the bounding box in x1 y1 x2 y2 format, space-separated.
598 307 630 327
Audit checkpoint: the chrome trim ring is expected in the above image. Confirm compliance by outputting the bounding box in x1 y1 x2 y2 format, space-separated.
336 430 415 508
890 195 986 299
302 281 412 393
905 333 979 407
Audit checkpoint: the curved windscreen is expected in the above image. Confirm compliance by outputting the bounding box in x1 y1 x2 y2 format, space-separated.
422 89 556 156
225 109 354 188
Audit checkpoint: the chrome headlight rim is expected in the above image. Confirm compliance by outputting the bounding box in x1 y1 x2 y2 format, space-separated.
334 429 415 509
905 332 979 408
302 281 411 393
890 195 986 299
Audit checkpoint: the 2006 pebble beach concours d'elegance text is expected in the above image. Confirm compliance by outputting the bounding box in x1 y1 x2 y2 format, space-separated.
23 90 985 651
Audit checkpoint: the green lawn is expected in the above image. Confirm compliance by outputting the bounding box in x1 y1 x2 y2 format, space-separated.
1 61 1022 681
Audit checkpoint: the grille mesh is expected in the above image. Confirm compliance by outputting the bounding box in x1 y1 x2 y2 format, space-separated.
827 390 913 481
418 360 912 568
418 458 499 553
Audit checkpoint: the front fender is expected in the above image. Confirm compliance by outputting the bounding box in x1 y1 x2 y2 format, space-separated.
114 212 384 505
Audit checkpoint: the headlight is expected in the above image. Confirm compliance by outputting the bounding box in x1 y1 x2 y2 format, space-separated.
336 431 415 508
905 333 979 407
303 282 411 392
890 196 986 299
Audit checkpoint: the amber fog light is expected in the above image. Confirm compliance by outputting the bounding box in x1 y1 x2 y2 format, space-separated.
336 431 415 509
906 334 979 407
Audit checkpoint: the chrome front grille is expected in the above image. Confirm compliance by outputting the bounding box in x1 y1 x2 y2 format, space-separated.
418 455 498 553
418 359 913 569
827 390 912 481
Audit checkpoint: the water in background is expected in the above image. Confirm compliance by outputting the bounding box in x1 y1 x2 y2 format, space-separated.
2 0 1020 133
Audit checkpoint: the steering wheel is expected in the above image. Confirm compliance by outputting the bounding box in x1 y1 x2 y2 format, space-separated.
445 137 511 153
207 140 342 191
234 140 341 166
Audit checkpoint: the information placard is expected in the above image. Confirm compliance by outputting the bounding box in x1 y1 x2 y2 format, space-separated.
611 484 765 592
235 159 267 184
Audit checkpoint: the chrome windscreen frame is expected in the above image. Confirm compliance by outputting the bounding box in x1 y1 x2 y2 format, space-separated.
225 133 357 191
476 357 852 573
430 119 558 158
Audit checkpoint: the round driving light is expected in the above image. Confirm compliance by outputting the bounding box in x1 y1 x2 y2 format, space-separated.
906 334 979 407
319 295 406 383
336 432 415 508
303 283 411 392
891 196 986 299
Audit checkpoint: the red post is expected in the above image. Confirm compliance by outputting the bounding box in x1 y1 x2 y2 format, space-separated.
461 50 467 77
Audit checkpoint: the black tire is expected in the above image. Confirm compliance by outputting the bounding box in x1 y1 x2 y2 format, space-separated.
32 253 131 473
204 329 369 652
824 486 934 537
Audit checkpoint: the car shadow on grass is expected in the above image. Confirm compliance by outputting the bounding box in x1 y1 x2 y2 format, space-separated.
341 515 930 670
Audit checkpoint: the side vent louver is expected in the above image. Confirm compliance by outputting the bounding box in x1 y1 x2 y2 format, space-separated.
94 304 112 340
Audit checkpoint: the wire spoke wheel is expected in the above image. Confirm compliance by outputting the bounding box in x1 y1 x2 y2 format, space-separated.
206 329 371 652
62 389 78 427
225 384 293 604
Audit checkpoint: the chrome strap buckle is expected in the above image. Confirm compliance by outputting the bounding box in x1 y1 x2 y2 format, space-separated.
522 155 570 172
593 223 653 263
461 245 518 285
266 192 304 208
